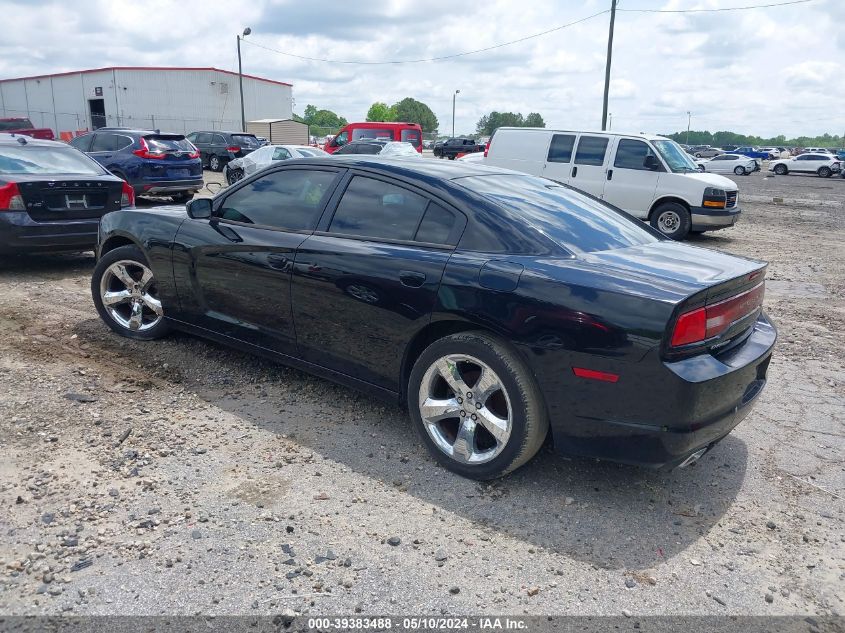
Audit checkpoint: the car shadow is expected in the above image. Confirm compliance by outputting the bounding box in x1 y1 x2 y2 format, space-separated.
0 251 95 275
72 320 748 572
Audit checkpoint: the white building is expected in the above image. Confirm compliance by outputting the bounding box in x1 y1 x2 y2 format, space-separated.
0 66 293 137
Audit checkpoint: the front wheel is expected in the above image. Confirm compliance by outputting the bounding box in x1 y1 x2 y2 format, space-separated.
650 202 691 240
818 166 832 178
774 164 788 175
408 332 548 480
91 245 170 341
734 166 746 175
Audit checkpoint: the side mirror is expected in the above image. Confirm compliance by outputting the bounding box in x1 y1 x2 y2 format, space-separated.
644 155 661 171
186 197 212 219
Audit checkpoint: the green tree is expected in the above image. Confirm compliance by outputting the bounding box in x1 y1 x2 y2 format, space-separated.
524 112 546 128
366 102 395 122
475 111 546 135
389 97 439 132
296 104 348 131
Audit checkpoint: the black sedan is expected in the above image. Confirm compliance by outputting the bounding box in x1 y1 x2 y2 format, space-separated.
90 157 776 479
0 134 134 254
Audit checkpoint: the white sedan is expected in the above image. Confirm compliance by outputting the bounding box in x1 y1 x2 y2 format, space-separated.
699 153 758 176
224 144 329 184
769 153 841 178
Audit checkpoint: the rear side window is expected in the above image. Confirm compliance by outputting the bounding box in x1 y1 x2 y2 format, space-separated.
547 134 575 163
217 169 338 230
144 136 193 152
272 147 292 160
0 146 104 175
329 176 428 241
69 135 91 152
233 134 261 148
195 133 212 144
415 203 456 244
352 128 394 141
455 174 659 254
574 136 609 166
91 134 118 152
613 139 657 171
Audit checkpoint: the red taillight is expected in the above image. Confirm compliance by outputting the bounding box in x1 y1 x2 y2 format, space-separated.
671 282 765 347
0 182 25 211
188 150 200 159
133 137 166 160
483 140 490 157
120 181 135 208
226 146 240 153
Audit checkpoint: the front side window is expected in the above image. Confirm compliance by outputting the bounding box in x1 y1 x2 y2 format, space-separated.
547 134 575 163
272 147 292 160
652 140 699 173
195 133 212 144
217 169 338 230
574 136 609 166
333 131 348 146
613 139 658 171
329 176 428 241
69 135 91 151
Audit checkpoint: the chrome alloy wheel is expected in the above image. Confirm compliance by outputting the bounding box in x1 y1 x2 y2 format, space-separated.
99 260 163 332
657 210 681 235
418 354 512 464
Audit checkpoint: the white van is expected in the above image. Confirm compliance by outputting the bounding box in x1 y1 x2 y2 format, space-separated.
485 128 741 240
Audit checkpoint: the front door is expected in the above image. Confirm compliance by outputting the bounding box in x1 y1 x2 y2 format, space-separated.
172 166 343 355
602 138 661 218
568 135 610 198
291 174 462 391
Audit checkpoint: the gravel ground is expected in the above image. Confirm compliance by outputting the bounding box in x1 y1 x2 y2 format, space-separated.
0 168 843 617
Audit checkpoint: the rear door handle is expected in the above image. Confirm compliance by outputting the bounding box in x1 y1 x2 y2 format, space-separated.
607 169 613 181
399 270 426 288
571 166 578 178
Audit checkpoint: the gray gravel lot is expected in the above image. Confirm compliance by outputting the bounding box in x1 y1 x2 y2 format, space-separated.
0 167 842 617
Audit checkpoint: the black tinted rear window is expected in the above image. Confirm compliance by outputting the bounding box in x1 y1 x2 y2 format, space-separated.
144 135 193 152
0 119 33 131
0 145 104 175
232 134 261 148
455 174 659 253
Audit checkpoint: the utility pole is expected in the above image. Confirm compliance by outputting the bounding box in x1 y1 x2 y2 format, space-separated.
452 89 460 138
608 113 613 131
686 111 691 145
237 27 252 133
601 0 617 131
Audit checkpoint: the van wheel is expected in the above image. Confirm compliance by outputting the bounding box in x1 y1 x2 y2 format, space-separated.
651 202 691 240
408 331 548 480
818 166 832 178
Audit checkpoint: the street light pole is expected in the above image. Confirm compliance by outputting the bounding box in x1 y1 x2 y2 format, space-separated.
237 27 252 133
601 0 617 131
608 113 613 131
686 111 691 145
452 89 460 138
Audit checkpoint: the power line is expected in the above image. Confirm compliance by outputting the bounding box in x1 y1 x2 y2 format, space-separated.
618 0 816 13
241 9 610 65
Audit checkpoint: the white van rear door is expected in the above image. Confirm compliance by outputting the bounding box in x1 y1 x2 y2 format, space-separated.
485 129 550 175
602 138 661 218
541 133 576 184
569 135 610 198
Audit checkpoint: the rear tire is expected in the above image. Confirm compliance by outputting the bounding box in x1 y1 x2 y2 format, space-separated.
774 164 788 175
209 155 222 172
226 167 244 185
408 331 548 480
650 202 691 240
91 245 170 341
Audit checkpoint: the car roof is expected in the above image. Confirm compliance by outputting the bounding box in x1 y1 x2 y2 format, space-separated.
0 133 66 147
494 127 670 142
285 155 511 180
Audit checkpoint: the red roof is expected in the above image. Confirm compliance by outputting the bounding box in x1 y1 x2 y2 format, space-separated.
0 66 292 87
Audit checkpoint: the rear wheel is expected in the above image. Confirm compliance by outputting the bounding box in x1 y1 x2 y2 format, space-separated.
208 155 222 172
734 166 746 175
818 166 832 178
650 202 691 240
408 332 548 480
91 245 170 341
774 164 788 175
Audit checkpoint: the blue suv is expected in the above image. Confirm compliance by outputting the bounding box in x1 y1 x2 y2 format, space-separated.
70 128 203 202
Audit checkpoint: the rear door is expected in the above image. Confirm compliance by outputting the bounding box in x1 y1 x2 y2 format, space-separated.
602 138 661 217
88 132 118 166
141 135 202 182
172 166 344 354
541 133 576 184
568 135 610 198
291 173 464 391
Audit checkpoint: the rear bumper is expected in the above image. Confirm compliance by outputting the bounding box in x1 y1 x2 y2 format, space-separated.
134 178 203 196
543 313 777 468
690 205 741 231
0 212 99 254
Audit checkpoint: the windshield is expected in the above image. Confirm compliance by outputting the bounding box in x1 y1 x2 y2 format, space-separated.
0 145 104 175
0 119 33 131
144 135 194 152
456 174 659 253
652 140 699 173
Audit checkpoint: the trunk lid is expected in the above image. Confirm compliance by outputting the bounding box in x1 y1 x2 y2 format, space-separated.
16 176 123 221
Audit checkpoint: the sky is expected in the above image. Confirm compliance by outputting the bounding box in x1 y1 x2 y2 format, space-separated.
0 0 842 138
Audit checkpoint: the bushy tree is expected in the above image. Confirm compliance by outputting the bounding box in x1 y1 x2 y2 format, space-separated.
390 97 438 132
296 104 348 131
366 102 395 122
476 111 546 136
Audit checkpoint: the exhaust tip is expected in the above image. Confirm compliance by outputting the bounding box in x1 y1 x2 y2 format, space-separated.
677 447 708 469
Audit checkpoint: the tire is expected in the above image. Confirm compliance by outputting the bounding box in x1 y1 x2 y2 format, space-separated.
226 167 244 185
695 152 703 158
408 331 549 480
734 166 746 175
91 245 170 341
650 202 691 240
818 166 831 178
171 192 193 203
774 164 788 175
208 155 222 172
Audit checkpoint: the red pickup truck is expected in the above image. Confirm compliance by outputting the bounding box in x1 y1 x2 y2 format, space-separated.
0 117 55 140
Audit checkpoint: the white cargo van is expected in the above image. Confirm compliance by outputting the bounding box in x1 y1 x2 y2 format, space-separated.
484 128 741 240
